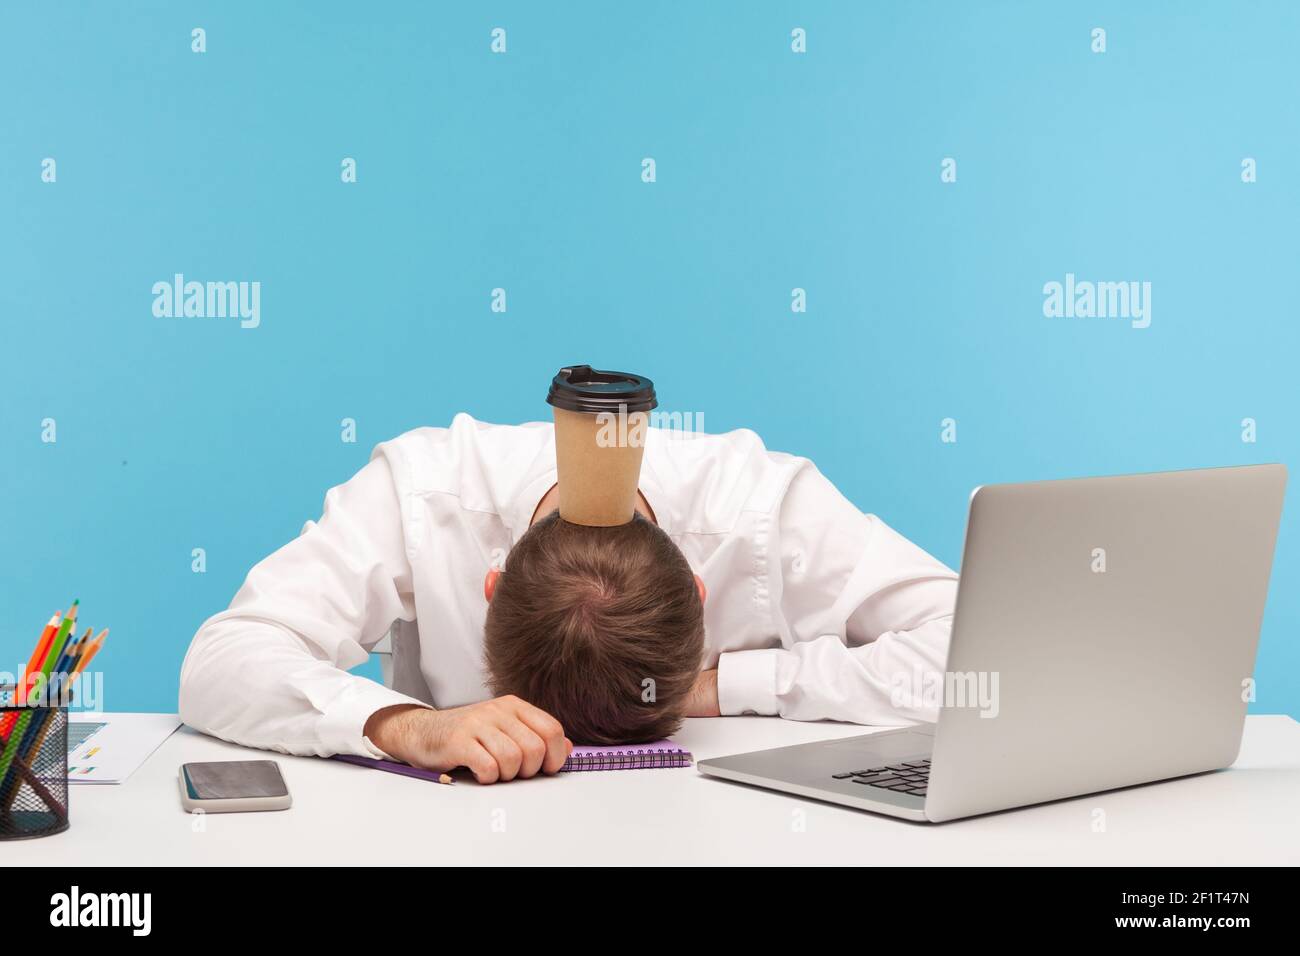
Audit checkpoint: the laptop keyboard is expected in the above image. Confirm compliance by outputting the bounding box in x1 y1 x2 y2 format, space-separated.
831 759 930 797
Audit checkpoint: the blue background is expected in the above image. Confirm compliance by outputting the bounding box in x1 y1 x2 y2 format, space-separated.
1 2 1295 716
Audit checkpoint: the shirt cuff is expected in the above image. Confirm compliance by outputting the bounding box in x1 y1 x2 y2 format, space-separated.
717 649 781 716
361 735 396 760
317 677 433 759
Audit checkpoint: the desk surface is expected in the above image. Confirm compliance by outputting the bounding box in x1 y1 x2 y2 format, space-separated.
10 715 1300 865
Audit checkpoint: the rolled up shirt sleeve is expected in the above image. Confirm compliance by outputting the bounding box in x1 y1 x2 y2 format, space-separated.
716 462 959 725
178 454 432 758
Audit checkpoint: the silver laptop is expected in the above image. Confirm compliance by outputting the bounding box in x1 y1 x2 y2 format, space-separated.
697 464 1287 823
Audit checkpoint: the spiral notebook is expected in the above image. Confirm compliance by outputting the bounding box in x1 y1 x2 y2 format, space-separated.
562 740 692 771
333 739 692 781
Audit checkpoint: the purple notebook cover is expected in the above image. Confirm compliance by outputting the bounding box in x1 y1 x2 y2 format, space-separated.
332 739 692 780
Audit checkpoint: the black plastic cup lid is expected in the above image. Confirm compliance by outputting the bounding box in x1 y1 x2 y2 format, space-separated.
546 365 658 414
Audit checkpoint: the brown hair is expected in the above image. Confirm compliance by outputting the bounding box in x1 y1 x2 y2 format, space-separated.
483 513 705 745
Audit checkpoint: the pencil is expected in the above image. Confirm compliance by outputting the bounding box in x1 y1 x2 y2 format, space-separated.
50 627 92 699
18 708 63 789
43 603 77 663
2 610 63 737
72 630 107 677
69 632 102 676
32 605 78 702
19 612 62 703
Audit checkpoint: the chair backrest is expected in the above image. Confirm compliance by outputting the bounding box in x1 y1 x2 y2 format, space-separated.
374 620 437 705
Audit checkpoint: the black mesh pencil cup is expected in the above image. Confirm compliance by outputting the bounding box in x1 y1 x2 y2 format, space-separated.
0 697 70 840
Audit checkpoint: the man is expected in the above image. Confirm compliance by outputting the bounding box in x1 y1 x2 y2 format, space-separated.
179 413 958 783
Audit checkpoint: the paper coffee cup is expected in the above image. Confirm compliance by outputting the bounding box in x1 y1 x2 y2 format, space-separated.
547 365 658 527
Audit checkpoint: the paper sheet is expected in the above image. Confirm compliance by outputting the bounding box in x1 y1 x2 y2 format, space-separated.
66 712 180 784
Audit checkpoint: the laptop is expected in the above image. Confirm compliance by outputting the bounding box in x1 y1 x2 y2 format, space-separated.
697 464 1287 823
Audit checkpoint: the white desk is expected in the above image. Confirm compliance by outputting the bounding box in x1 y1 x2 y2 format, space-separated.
10 715 1300 865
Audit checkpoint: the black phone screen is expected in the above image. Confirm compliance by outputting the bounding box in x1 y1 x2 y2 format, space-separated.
182 760 288 800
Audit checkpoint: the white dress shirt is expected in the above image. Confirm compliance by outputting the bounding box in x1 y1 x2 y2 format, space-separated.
179 414 958 758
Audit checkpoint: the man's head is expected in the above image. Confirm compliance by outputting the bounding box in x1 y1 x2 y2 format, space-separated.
483 513 705 745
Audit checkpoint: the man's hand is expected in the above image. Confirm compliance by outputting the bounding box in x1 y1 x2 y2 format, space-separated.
684 669 720 718
364 697 572 783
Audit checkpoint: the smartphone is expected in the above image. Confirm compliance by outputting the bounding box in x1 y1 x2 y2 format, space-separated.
178 759 293 813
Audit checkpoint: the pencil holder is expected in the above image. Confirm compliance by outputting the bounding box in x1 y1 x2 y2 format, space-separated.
0 699 70 840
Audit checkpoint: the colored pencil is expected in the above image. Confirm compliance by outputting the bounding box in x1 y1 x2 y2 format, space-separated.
72 630 107 677
32 604 78 702
65 630 92 678
2 612 52 732
43 603 78 665
19 612 62 704
2 609 65 737
49 627 91 701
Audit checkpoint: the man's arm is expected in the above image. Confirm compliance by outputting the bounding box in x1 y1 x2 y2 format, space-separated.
683 668 720 717
714 462 959 725
179 453 569 781
179 455 425 757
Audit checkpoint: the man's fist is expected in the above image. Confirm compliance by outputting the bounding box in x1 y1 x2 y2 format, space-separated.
364 697 572 783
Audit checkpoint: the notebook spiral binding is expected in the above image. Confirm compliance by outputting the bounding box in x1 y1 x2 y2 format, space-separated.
561 747 693 772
